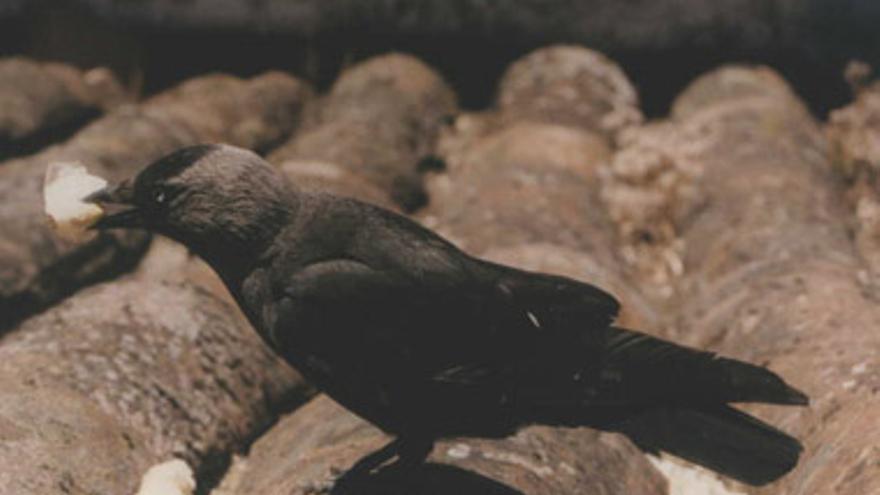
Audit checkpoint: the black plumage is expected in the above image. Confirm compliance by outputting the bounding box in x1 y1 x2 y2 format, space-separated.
88 144 808 487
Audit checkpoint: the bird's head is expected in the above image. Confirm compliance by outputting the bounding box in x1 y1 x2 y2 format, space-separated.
87 144 295 271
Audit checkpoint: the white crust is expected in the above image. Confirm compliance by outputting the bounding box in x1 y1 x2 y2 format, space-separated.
43 161 107 242
135 459 196 495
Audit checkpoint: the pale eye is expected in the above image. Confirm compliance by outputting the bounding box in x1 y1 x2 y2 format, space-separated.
152 188 167 204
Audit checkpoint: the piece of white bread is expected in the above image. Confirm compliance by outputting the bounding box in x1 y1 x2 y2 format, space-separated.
43 161 107 242
135 459 196 495
649 455 747 495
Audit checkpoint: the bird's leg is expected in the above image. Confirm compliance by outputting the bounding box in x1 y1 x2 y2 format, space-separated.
328 436 401 492
372 435 434 488
345 437 402 478
381 436 434 474
329 436 434 494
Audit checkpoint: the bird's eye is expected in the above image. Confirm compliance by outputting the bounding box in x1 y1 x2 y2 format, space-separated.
152 188 167 204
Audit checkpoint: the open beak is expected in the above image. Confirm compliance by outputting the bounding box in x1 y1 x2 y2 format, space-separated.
85 179 142 229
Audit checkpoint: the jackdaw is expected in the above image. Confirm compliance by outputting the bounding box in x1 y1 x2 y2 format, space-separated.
87 144 808 487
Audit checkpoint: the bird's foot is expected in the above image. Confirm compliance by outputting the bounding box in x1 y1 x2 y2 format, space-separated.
329 463 424 495
320 436 433 494
371 462 426 489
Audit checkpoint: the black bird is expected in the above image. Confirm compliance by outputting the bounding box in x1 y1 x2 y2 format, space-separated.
88 144 808 487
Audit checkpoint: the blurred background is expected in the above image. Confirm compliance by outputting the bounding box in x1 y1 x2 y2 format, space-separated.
3 0 879 116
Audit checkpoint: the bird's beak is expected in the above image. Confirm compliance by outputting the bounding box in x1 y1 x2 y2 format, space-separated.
85 179 142 229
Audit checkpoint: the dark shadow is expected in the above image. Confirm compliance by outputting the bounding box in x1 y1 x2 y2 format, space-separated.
330 463 524 495
0 231 151 336
8 0 872 120
0 109 101 162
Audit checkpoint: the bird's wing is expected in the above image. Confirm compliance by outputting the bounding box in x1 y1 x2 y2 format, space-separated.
276 258 502 377
484 260 621 333
273 255 621 389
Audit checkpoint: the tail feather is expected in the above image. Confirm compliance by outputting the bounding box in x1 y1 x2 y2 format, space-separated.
614 405 803 486
519 326 808 486
589 327 809 406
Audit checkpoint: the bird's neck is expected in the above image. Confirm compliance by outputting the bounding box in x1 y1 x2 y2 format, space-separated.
190 235 269 288
171 201 295 288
